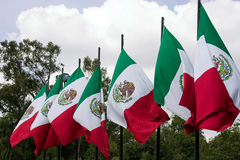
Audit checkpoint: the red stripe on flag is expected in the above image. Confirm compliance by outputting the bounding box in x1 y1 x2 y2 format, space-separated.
32 123 59 155
179 73 197 134
180 73 196 114
84 121 110 160
10 112 38 147
195 68 239 131
124 90 169 144
184 115 196 134
51 104 85 146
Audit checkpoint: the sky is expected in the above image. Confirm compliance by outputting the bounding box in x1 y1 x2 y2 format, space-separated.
1 0 240 140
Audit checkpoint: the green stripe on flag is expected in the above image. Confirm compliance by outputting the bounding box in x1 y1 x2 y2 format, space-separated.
198 3 231 57
75 66 102 111
47 74 63 99
34 83 48 100
109 49 136 93
154 27 183 106
63 67 85 89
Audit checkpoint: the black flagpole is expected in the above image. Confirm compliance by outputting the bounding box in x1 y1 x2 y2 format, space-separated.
75 59 81 160
43 75 50 160
43 146 46 160
95 47 101 160
43 147 46 159
75 138 79 160
195 1 200 160
156 17 164 160
119 34 124 160
58 68 64 160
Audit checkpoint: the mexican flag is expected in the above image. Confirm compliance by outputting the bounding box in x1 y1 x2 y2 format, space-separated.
107 49 169 144
73 66 110 160
31 75 63 155
195 3 240 131
48 67 88 145
10 83 47 147
154 27 196 134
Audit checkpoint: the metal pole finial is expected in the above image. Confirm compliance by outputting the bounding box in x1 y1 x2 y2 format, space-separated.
98 47 101 66
121 34 124 50
79 58 81 68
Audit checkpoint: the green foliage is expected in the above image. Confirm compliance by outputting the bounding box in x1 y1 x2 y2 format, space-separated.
0 39 63 116
36 147 59 160
0 39 62 160
201 122 240 160
82 56 111 101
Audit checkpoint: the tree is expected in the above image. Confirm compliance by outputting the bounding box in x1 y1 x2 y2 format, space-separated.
159 115 207 160
0 39 63 116
202 121 240 160
82 56 111 101
0 39 63 159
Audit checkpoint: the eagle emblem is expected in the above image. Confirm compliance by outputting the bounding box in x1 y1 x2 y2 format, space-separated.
58 89 77 106
113 80 135 103
41 101 53 117
212 54 233 81
21 106 34 120
90 98 105 119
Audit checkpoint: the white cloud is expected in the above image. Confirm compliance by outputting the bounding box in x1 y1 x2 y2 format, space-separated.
13 0 240 80
11 0 175 79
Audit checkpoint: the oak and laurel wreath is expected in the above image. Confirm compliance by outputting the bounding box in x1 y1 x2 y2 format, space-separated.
41 101 51 117
90 98 101 119
218 54 233 81
179 75 184 92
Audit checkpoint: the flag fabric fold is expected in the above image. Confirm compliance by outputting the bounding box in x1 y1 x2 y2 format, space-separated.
107 49 169 144
73 66 110 160
194 3 240 131
48 67 88 145
10 83 47 147
31 75 63 155
154 27 196 134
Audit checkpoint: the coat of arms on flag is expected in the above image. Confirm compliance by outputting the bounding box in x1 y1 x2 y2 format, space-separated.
113 80 135 103
212 54 233 81
58 88 77 105
90 98 105 119
21 106 35 120
41 101 53 117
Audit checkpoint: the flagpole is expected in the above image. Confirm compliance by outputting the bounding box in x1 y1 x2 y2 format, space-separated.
156 17 164 160
95 47 101 160
75 125 79 160
195 1 201 160
43 149 46 160
43 144 46 160
119 34 124 160
57 68 64 160
75 59 81 160
43 75 50 160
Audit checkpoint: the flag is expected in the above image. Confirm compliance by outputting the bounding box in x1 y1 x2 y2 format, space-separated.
194 3 240 131
73 66 110 159
154 27 196 134
107 49 169 144
31 75 63 155
10 83 47 147
48 67 88 145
